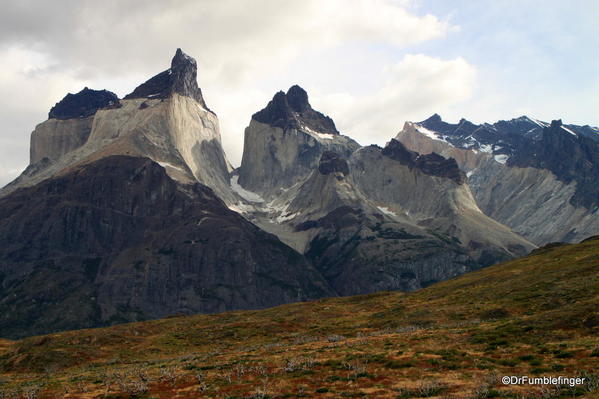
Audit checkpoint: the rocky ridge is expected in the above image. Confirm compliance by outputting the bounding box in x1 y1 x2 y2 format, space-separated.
395 115 599 244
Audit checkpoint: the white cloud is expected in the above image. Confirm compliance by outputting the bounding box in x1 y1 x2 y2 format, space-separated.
0 0 456 173
0 46 86 188
312 54 477 146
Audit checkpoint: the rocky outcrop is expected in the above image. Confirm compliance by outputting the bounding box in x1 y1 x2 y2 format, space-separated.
28 88 120 165
0 156 334 339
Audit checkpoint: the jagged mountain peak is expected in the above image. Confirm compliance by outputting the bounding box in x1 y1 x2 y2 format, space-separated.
514 115 535 123
124 48 212 112
458 117 475 126
171 48 196 69
424 113 442 123
49 87 120 120
286 85 310 112
252 85 339 134
396 112 599 243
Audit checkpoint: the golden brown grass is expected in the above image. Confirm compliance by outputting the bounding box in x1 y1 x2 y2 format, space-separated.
1 237 598 398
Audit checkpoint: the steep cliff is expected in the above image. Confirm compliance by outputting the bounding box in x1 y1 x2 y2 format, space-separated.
29 88 119 165
237 86 360 198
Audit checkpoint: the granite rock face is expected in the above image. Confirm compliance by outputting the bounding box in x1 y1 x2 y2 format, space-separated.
29 117 94 165
237 86 359 198
0 156 333 339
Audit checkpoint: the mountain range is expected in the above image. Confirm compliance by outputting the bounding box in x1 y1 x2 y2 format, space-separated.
1 49 597 339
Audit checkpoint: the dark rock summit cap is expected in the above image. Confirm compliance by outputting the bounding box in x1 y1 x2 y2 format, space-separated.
49 87 119 120
124 48 212 112
382 139 466 184
253 85 339 134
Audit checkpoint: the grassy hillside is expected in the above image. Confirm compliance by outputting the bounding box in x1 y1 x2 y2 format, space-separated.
0 237 598 398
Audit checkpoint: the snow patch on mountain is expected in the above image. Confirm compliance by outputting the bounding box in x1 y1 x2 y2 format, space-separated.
276 212 299 223
157 161 186 173
494 154 509 164
529 117 548 128
478 144 493 153
377 206 397 217
230 175 264 203
414 124 450 144
302 125 335 140
561 126 577 137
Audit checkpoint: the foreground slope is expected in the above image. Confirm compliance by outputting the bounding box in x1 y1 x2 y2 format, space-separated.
1 237 597 398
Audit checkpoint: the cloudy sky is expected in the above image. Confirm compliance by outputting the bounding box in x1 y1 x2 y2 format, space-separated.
0 0 597 186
